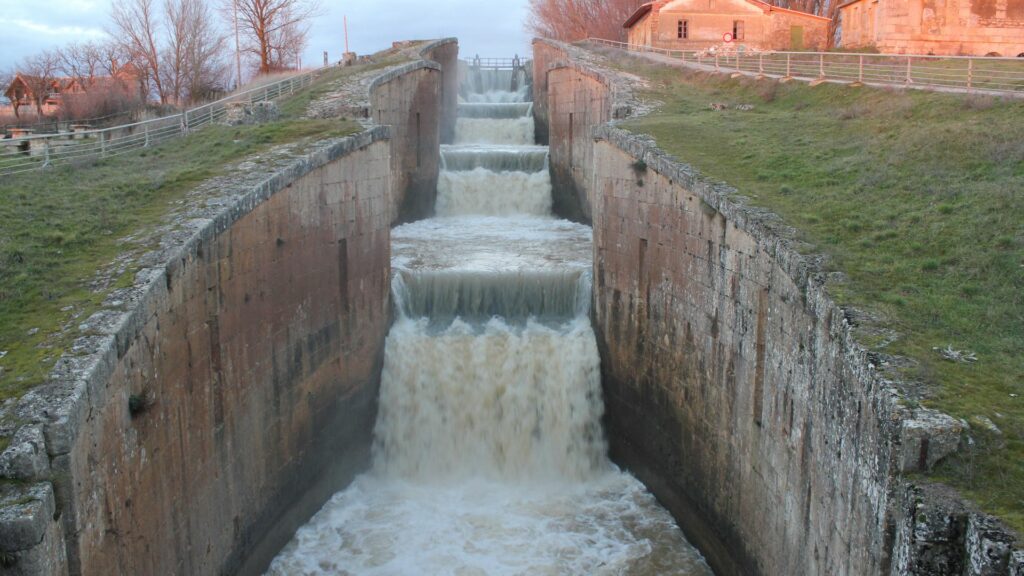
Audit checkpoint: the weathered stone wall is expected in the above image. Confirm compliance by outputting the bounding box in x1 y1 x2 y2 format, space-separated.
369 61 442 224
592 128 898 575
420 39 460 145
532 40 636 223
840 0 1024 56
0 41 454 576
534 38 1023 576
0 129 392 576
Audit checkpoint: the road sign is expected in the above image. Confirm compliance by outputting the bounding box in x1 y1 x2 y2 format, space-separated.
723 32 734 43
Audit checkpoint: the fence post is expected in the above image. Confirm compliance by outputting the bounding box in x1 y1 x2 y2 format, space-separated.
264 86 269 102
967 58 973 90
715 53 720 71
43 140 50 168
905 56 912 84
144 125 150 147
182 111 190 136
786 53 792 78
819 53 825 78
759 53 764 75
100 132 106 158
859 55 864 83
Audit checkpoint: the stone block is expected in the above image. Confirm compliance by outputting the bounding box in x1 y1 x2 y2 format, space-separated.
0 426 48 480
899 408 965 472
0 482 56 553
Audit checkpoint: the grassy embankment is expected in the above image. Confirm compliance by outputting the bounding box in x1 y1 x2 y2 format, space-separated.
601 48 1024 532
0 59 393 406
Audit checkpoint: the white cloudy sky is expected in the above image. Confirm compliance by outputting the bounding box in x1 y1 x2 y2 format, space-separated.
0 0 535 72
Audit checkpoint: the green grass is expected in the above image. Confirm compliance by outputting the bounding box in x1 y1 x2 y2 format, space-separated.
0 89 359 404
608 52 1024 532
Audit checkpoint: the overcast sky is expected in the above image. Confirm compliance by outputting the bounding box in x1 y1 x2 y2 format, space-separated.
0 0 535 73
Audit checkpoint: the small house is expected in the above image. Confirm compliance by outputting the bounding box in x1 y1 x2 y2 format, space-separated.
624 0 832 51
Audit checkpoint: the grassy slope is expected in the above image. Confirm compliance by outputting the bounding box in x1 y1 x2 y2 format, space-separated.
0 69 369 404
608 52 1024 531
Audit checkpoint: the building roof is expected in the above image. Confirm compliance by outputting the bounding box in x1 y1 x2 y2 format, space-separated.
623 0 832 28
623 2 655 28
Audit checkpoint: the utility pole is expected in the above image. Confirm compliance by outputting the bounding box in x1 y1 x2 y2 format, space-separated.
344 15 350 54
233 0 242 88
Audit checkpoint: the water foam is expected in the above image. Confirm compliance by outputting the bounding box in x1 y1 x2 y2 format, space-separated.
267 54 713 576
437 168 552 216
455 117 534 145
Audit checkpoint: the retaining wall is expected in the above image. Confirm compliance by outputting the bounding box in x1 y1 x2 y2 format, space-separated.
533 37 1023 576
369 61 442 224
0 40 456 575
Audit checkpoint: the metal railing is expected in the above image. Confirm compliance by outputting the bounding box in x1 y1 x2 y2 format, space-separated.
0 68 327 178
586 38 1024 96
467 57 530 70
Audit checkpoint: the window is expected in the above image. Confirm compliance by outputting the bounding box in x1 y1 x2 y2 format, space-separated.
678 19 689 39
733 20 745 41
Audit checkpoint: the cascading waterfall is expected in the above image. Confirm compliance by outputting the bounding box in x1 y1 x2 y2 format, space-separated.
267 58 713 576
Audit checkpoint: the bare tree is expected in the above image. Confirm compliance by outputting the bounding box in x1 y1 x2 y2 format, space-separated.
111 0 167 103
56 42 104 85
162 0 230 104
16 50 62 116
228 0 321 74
527 0 645 43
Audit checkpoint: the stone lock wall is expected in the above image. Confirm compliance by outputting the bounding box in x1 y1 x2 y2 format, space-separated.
1 130 393 576
0 40 456 575
369 62 442 224
534 38 1023 576
532 41 635 223
87 135 388 576
591 128 897 575
419 39 460 145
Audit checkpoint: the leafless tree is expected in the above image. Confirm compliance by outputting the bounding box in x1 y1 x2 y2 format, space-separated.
111 0 167 103
15 50 62 116
0 69 13 96
227 0 321 74
56 42 104 85
526 0 646 43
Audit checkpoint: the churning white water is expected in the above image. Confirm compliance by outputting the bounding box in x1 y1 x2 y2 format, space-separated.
267 57 713 576
437 169 551 216
455 117 534 145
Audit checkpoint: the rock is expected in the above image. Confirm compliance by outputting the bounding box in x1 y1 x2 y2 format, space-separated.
970 415 1002 436
0 426 49 480
964 514 1014 575
0 482 55 553
898 408 964 472
223 101 280 126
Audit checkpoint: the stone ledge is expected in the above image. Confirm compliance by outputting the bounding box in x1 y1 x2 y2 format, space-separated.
0 482 55 553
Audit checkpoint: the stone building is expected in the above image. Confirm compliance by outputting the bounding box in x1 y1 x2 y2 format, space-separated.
839 0 1024 56
624 0 832 51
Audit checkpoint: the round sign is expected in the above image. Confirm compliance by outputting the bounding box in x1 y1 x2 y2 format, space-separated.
723 32 734 43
